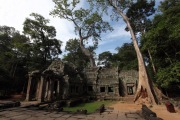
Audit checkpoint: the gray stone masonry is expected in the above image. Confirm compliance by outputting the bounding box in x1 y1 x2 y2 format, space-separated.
0 107 144 120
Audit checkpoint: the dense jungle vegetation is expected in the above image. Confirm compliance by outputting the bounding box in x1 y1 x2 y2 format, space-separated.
0 0 179 98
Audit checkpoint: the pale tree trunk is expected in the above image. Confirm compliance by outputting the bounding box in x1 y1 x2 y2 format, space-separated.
148 49 157 74
72 19 96 68
79 38 96 68
115 8 159 104
148 49 168 100
141 30 156 74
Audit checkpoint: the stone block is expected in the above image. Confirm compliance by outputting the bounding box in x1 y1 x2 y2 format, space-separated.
10 114 31 120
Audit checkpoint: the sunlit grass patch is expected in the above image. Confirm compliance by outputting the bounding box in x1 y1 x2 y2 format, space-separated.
63 100 116 113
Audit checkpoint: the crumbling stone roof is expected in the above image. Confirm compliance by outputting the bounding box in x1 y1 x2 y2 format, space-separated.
43 60 64 76
28 70 40 77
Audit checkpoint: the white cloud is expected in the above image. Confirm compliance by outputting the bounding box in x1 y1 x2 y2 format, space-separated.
0 0 140 56
0 0 53 31
99 24 131 46
107 25 130 38
0 0 79 52
51 18 77 50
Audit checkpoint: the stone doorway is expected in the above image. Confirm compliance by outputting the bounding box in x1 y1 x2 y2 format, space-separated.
127 86 133 95
126 83 134 95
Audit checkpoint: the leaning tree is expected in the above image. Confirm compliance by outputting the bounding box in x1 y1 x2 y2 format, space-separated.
50 0 112 67
88 0 160 104
63 38 90 71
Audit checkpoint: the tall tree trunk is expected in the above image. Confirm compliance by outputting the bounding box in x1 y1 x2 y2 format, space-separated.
148 49 157 74
79 38 96 67
148 49 168 100
115 8 159 104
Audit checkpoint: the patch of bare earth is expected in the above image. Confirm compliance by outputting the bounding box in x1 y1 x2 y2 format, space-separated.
150 105 180 120
110 102 180 120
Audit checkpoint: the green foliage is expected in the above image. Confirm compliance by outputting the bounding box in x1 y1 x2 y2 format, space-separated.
156 62 180 89
0 67 12 89
98 51 112 67
0 26 29 92
63 39 89 71
23 13 62 70
51 0 112 67
0 13 63 93
141 0 180 90
126 0 155 34
63 100 114 113
51 0 112 47
141 0 180 67
98 43 138 70
114 43 138 70
0 0 179 95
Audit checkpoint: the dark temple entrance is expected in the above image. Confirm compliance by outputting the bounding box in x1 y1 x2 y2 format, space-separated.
127 83 134 95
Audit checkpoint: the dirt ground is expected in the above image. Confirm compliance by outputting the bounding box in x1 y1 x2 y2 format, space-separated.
110 102 180 120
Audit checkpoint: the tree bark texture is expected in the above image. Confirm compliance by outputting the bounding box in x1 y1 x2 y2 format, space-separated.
115 7 159 104
79 37 96 68
148 49 157 74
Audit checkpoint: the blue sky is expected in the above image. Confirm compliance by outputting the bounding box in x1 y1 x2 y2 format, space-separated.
0 0 163 58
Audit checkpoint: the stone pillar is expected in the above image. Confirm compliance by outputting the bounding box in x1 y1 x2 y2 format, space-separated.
47 79 54 101
35 79 41 100
57 80 60 99
37 76 46 102
44 80 49 100
114 85 119 96
26 75 32 101
63 75 69 99
51 80 55 100
47 79 52 101
105 85 107 94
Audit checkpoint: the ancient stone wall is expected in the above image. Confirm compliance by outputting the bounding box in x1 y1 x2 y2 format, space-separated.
84 67 99 95
26 60 139 102
84 67 120 97
119 70 138 96
97 67 119 97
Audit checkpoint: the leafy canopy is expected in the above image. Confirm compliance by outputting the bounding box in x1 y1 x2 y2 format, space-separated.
50 0 113 46
23 13 62 70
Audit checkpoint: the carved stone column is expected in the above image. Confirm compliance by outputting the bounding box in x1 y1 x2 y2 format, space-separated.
44 79 49 100
63 75 69 99
35 79 41 100
50 79 55 100
47 79 52 101
26 75 32 101
57 80 60 99
105 85 108 95
37 76 46 102
47 79 55 101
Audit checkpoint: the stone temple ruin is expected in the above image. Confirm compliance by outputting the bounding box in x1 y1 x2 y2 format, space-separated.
26 60 138 102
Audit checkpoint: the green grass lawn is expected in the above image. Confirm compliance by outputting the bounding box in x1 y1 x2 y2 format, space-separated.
63 100 115 113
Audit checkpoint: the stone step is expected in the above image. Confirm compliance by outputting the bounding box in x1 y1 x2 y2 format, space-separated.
0 101 21 110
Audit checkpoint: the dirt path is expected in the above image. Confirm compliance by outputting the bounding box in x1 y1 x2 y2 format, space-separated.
110 102 180 120
150 105 180 120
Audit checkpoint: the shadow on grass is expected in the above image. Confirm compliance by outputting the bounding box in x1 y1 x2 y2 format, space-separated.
63 100 116 113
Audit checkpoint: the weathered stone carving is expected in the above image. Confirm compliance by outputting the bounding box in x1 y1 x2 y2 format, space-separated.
26 60 138 102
